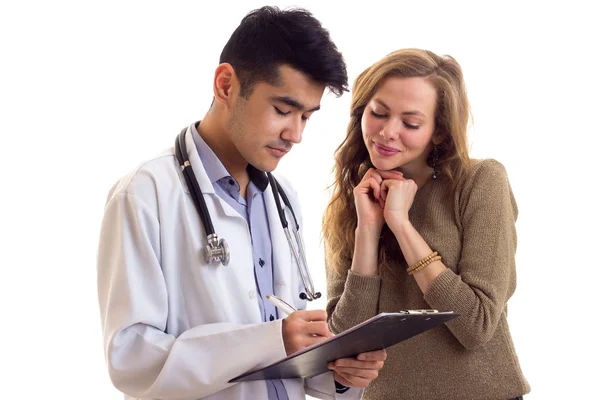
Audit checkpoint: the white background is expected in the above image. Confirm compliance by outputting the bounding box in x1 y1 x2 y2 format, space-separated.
1 1 598 399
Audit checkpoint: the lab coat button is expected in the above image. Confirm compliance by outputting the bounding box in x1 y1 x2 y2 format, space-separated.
248 290 256 300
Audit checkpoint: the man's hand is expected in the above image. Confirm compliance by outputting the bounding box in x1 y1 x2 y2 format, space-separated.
328 349 387 388
281 310 333 356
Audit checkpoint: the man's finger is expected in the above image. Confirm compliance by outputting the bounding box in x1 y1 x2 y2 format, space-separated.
332 372 353 388
305 320 332 337
331 359 384 370
357 349 387 361
333 371 371 388
292 309 327 322
332 366 379 380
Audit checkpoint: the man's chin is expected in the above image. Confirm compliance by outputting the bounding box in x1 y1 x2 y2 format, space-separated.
250 159 279 173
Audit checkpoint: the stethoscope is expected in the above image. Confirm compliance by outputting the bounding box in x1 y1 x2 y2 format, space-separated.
174 129 321 301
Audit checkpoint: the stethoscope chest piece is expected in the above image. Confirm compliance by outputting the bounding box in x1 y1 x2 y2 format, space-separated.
205 233 230 266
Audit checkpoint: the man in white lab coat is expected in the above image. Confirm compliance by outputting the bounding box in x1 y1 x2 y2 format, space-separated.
97 6 386 400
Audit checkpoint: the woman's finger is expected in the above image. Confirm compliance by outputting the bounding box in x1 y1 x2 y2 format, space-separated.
377 169 404 180
365 168 383 185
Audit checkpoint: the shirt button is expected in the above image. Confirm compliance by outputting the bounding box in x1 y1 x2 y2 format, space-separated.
248 290 256 300
228 179 235 185
269 314 275 321
259 258 265 267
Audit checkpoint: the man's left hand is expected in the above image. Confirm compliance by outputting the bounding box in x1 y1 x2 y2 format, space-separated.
327 349 387 387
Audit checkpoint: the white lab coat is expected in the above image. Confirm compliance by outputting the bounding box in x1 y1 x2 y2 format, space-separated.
97 126 362 400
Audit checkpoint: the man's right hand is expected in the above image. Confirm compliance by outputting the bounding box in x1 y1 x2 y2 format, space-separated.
281 310 333 355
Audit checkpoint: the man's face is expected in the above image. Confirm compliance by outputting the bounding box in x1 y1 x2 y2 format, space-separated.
227 65 326 172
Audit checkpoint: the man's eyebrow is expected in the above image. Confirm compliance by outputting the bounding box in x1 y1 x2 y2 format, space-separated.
271 96 321 112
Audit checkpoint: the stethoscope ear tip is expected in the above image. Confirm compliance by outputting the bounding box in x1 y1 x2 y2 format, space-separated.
299 292 322 301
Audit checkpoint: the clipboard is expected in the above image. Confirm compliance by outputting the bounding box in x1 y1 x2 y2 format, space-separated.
230 310 459 382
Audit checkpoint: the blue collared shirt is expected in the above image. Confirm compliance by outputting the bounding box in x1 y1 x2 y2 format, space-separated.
191 124 288 400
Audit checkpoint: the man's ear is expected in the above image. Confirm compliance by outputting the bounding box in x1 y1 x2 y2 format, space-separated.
213 63 239 107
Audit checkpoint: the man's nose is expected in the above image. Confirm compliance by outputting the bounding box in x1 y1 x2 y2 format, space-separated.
282 118 304 144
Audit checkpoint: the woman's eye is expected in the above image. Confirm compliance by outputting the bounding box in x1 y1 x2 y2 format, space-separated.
274 107 290 116
404 122 419 130
370 110 387 119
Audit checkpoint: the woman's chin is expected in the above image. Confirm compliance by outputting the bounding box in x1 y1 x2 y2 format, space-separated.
371 158 400 171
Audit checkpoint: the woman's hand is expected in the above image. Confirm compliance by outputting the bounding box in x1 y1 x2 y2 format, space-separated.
353 168 387 235
380 175 418 232
350 169 406 277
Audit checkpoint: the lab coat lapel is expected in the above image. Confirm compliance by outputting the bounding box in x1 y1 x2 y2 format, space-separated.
183 126 243 220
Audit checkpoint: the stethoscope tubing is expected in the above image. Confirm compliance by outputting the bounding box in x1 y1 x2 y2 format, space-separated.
175 128 320 300
175 129 216 235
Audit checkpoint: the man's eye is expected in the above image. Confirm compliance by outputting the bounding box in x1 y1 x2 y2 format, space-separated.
274 107 290 116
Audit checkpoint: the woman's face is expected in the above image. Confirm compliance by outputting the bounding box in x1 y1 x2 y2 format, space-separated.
361 76 437 176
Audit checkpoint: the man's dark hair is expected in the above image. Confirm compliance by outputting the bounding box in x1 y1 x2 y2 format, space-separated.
220 6 348 98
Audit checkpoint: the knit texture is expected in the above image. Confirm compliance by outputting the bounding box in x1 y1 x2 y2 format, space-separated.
326 159 530 400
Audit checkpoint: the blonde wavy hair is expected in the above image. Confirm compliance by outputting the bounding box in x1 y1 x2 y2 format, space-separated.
323 48 472 276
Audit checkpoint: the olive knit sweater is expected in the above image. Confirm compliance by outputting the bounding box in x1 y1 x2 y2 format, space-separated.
326 159 530 400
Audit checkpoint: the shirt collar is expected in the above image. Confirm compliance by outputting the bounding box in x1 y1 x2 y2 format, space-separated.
191 122 269 192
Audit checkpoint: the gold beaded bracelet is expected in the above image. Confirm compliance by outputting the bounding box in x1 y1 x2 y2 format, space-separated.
407 251 439 274
407 251 437 272
408 255 441 275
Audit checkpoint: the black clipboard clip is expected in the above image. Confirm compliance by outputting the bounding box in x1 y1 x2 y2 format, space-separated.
405 309 440 314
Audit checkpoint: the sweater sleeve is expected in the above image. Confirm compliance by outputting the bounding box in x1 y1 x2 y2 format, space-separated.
325 246 382 334
424 159 518 349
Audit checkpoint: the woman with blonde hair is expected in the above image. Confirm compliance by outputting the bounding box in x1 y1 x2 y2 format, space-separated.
323 49 530 399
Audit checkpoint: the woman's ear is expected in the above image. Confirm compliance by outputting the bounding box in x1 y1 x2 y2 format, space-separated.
431 132 446 146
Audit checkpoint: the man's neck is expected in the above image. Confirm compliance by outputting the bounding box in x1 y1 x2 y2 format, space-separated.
196 117 250 198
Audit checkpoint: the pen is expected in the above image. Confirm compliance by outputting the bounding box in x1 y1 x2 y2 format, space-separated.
266 295 297 316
